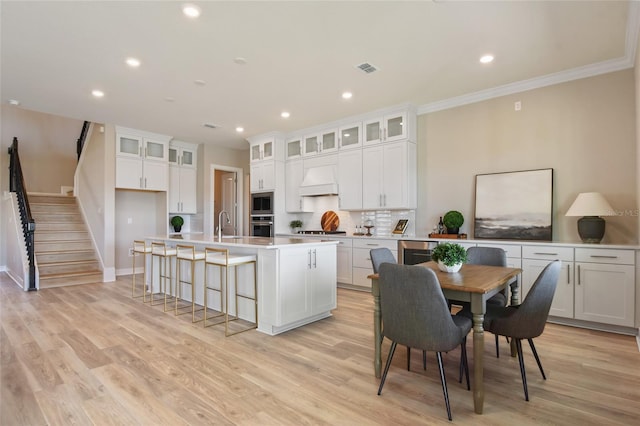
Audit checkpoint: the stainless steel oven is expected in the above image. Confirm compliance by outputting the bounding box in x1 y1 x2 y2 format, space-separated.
250 215 274 237
398 240 436 265
251 192 273 216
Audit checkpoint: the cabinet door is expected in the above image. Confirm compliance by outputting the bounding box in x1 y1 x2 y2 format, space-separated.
180 147 196 168
310 245 337 315
575 262 635 326
144 139 167 162
287 138 302 159
262 139 274 161
279 249 311 324
260 161 275 191
250 144 262 162
522 259 573 318
250 163 262 192
321 129 338 153
362 146 384 209
115 157 143 189
339 123 361 149
179 167 197 213
169 165 181 212
364 118 382 145
117 134 142 158
337 149 362 210
385 112 407 142
303 135 319 157
142 161 168 191
336 241 352 285
380 142 407 209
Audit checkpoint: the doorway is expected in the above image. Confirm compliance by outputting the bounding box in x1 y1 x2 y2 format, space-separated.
210 165 244 237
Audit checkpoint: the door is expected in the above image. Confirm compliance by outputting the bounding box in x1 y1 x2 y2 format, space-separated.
221 171 237 236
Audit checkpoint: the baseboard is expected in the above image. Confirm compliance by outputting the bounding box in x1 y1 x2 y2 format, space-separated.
548 316 637 336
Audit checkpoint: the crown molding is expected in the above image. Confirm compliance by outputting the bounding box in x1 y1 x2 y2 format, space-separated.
418 1 640 116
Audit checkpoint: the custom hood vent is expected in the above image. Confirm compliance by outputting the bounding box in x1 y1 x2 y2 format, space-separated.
299 165 338 196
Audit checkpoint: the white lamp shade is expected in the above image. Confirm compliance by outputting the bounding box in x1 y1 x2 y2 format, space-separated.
565 192 615 217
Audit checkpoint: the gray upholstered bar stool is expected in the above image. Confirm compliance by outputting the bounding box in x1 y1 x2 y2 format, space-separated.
132 240 152 301
150 241 177 312
203 247 257 336
175 244 205 323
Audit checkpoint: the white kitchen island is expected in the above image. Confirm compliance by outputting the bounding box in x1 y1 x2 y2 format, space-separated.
147 234 338 335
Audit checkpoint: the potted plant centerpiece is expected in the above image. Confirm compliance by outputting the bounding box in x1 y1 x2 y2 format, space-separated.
170 215 184 233
289 220 303 234
431 242 467 273
443 210 464 234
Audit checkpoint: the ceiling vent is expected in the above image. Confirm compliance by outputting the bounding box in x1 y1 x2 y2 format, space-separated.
356 62 379 74
203 123 218 129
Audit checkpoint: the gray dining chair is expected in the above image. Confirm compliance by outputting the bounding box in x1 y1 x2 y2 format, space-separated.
478 260 561 401
370 248 427 371
377 263 471 421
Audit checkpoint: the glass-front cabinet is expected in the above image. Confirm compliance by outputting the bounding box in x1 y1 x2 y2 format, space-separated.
338 122 362 150
286 137 302 159
364 112 407 145
250 137 275 162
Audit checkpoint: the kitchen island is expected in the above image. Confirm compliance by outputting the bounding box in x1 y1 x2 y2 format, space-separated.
147 234 338 335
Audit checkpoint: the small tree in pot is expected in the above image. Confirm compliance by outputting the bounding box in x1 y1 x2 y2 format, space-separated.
443 210 464 234
431 242 467 273
170 215 184 233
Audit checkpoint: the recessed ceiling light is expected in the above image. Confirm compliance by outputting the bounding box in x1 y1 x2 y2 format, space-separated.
125 57 141 68
233 57 247 65
281 111 290 118
194 79 206 86
91 90 104 98
183 4 201 18
342 92 353 99
8 99 20 106
480 54 494 64
236 127 244 133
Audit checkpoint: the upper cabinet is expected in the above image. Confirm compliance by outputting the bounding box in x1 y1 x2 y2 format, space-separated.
338 122 362 150
364 111 409 145
169 142 196 168
115 127 171 191
303 128 338 157
250 137 275 162
168 141 198 214
362 141 416 210
286 137 303 160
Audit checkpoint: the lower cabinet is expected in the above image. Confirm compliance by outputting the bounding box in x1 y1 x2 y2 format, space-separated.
352 238 397 289
335 238 353 285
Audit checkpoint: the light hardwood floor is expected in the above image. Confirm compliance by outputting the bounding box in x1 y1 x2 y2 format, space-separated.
1 272 639 425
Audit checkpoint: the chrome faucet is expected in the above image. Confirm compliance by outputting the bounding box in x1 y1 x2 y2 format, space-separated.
218 210 230 240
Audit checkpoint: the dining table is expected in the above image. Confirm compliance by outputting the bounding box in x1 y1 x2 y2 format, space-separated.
369 261 522 415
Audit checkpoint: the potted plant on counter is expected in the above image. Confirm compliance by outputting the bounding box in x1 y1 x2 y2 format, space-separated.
170 215 184 233
431 242 467 273
443 210 464 234
290 220 303 234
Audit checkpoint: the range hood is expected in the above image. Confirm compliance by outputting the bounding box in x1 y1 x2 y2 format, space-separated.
299 165 338 196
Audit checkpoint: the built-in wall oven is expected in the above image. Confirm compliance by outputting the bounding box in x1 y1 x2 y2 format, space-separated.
251 192 273 216
250 215 274 237
398 240 436 265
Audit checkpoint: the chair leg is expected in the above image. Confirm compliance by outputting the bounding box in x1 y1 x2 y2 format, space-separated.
515 338 529 401
436 352 452 421
407 346 411 371
495 334 500 358
528 338 546 380
422 350 427 371
378 342 398 395
460 337 470 390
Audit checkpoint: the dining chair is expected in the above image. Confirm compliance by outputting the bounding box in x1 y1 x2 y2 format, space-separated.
478 260 561 401
370 248 426 371
377 263 471 421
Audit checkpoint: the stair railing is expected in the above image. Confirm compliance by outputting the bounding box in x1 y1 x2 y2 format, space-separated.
76 120 90 161
8 137 37 291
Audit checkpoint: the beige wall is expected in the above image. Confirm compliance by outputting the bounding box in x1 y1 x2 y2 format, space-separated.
417 69 637 244
1 105 82 193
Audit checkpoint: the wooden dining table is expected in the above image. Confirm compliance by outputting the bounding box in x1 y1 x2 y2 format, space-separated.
369 261 522 415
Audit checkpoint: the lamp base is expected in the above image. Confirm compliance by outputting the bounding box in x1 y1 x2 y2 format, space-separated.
577 216 605 243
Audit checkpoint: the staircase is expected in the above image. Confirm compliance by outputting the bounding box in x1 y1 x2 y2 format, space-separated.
29 193 102 288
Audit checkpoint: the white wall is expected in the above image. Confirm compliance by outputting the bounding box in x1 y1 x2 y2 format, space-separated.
417 69 637 244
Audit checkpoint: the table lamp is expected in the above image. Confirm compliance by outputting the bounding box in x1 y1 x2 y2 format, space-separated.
565 192 615 243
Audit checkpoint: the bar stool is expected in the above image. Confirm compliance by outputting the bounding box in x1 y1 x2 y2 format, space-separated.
203 247 257 336
132 240 151 301
150 242 177 312
175 244 205 323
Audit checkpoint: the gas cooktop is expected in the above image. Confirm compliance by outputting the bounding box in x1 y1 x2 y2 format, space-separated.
298 230 346 235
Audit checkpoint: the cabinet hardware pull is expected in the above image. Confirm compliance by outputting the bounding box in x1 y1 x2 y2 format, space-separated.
589 255 618 259
567 265 570 284
577 265 581 285
313 249 317 268
533 252 558 256
308 250 312 269
144 178 147 188
366 244 379 246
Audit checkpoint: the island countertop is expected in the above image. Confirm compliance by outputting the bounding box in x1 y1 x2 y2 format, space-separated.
150 233 339 249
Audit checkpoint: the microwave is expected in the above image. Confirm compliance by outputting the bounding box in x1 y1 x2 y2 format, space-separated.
251 192 274 215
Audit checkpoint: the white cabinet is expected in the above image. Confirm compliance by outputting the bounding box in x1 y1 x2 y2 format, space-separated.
115 128 170 191
250 161 275 192
276 245 337 324
574 248 635 327
337 149 362 210
285 160 311 213
338 122 362 150
303 129 338 157
250 137 275 162
362 141 416 210
522 245 574 318
352 238 397 289
168 141 197 214
363 111 408 145
286 137 302 160
335 238 353 285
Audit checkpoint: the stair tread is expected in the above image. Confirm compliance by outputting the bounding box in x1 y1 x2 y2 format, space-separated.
39 270 102 278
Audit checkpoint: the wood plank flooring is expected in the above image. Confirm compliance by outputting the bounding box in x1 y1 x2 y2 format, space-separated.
1 272 639 425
